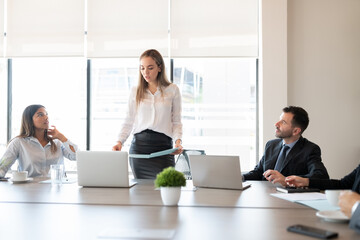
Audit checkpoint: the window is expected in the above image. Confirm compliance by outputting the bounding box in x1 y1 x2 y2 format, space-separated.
90 58 138 151
4 57 257 172
173 58 257 170
0 59 7 157
89 58 257 171
1 0 259 173
10 58 86 170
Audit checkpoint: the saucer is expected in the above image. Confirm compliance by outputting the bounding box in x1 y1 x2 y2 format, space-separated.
316 210 349 222
10 177 33 184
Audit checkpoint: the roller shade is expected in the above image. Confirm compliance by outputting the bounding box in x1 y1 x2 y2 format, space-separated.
170 0 258 57
87 0 168 58
6 0 85 57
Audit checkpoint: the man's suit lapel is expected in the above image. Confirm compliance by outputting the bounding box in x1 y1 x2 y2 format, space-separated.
278 137 304 173
353 173 360 193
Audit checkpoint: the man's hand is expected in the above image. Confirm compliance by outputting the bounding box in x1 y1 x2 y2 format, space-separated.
339 191 360 217
263 169 286 186
285 176 310 188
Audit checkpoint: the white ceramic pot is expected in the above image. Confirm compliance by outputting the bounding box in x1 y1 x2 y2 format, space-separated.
160 187 181 206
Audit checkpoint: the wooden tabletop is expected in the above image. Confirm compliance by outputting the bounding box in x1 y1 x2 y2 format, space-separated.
0 177 358 239
0 178 308 208
0 203 357 240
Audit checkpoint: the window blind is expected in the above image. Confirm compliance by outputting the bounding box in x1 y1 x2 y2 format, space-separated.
4 0 258 58
6 0 84 57
87 0 168 58
170 0 258 57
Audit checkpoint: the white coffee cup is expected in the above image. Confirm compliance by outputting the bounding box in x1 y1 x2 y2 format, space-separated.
12 171 28 181
325 190 343 207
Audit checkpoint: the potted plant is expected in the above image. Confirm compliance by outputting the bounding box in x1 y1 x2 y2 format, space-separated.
155 167 186 206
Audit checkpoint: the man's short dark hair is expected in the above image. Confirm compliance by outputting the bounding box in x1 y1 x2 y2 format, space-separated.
283 106 309 134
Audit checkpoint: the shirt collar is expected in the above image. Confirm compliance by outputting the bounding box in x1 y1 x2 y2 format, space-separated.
28 136 38 142
282 139 299 150
146 86 160 95
28 136 51 146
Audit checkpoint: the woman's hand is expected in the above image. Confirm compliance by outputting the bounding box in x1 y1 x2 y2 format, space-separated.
285 175 309 187
112 142 122 151
47 125 67 142
172 139 183 155
47 125 76 152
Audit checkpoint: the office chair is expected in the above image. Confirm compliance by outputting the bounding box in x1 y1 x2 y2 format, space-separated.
175 149 206 180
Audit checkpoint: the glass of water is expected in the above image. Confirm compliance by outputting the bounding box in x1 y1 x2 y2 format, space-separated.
50 164 64 186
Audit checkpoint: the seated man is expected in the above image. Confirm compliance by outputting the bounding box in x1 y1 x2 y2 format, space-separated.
286 165 360 233
339 191 360 233
243 106 329 186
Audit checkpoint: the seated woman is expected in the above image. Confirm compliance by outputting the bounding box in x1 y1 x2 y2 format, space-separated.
285 164 360 193
0 104 78 177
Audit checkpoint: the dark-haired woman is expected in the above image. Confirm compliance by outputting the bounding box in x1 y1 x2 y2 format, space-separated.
0 104 77 178
112 49 183 179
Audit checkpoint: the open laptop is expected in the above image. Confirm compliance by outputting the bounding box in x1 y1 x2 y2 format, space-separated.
188 155 251 190
76 151 136 188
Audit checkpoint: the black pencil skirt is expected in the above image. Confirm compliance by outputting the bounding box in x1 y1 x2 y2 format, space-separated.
129 129 175 179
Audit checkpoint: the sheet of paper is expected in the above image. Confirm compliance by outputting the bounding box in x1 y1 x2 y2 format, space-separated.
295 199 340 211
271 192 326 202
98 228 175 239
39 178 77 184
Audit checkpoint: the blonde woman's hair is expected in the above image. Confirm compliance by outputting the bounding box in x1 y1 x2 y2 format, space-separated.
136 49 171 106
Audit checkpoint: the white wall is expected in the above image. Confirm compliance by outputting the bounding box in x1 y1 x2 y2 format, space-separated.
260 0 288 155
262 0 360 178
287 0 360 178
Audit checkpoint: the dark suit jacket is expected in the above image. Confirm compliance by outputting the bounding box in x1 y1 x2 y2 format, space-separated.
309 164 360 193
243 137 329 180
308 165 360 233
350 204 360 233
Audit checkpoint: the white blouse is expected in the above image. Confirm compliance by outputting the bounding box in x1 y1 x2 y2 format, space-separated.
118 83 183 144
0 136 78 177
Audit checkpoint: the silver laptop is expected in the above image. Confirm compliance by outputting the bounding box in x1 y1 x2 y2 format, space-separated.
77 151 136 188
189 155 251 190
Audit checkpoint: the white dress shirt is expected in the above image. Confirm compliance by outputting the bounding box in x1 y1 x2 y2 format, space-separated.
352 201 360 215
118 83 183 144
0 136 78 177
281 139 299 157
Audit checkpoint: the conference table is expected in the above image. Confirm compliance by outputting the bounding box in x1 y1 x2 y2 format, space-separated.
0 177 358 240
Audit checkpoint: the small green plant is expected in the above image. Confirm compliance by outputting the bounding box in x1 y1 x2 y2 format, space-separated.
154 167 186 188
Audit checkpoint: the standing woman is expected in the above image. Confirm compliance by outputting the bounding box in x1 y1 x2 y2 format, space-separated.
113 49 183 179
0 104 78 177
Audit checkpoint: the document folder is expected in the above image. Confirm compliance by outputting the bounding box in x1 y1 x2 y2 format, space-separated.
129 148 178 159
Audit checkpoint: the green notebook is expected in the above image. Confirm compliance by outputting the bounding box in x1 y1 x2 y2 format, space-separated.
129 148 179 159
